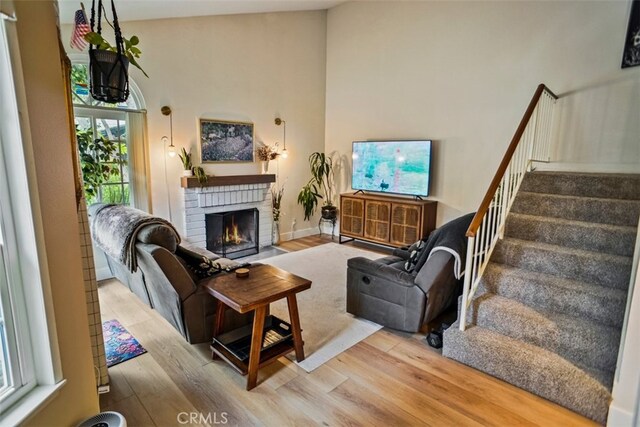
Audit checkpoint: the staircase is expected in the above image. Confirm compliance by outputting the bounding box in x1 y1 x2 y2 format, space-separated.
444 171 640 424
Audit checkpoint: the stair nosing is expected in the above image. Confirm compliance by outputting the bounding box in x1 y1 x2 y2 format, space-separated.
472 293 621 337
507 212 638 233
447 321 614 389
484 262 628 300
517 190 640 205
499 236 633 263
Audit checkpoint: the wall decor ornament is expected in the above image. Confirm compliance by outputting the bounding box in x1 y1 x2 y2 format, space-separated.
199 118 254 163
622 0 640 68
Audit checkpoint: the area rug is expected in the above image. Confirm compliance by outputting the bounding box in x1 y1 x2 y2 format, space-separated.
260 242 383 372
102 319 147 367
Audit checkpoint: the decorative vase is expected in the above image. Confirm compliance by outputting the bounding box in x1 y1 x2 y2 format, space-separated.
182 170 193 177
272 221 281 246
262 160 270 174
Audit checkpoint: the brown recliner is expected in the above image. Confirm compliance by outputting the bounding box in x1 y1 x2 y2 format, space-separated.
103 222 250 344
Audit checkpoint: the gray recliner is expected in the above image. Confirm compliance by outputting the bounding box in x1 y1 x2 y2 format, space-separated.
92 204 251 344
346 248 460 332
347 213 476 333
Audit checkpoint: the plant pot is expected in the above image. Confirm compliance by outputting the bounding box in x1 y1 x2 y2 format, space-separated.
262 160 269 174
182 170 193 177
89 49 130 103
321 205 338 220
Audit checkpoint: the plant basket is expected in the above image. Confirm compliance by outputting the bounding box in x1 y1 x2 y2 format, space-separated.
321 205 337 220
89 49 130 103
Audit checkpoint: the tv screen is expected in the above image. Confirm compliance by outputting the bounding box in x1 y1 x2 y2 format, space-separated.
352 140 432 196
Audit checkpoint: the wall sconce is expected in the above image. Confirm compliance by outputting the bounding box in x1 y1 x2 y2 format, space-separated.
161 105 176 157
275 117 288 159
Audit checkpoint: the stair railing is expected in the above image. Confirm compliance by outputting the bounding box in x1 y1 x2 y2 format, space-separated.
459 84 558 331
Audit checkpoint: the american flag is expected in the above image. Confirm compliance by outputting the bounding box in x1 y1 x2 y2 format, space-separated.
70 9 90 51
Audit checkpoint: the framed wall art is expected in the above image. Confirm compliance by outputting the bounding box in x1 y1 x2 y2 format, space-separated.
199 118 254 163
622 0 640 68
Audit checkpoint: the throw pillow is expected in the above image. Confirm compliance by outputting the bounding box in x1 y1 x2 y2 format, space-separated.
404 240 426 273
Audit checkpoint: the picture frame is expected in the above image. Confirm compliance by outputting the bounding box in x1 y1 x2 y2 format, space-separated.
199 118 254 163
622 0 640 69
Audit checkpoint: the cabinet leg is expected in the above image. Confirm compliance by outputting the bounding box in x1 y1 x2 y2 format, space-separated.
287 294 305 362
247 305 267 390
211 302 227 359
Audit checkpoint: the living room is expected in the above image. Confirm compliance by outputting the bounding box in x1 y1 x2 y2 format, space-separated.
1 0 639 426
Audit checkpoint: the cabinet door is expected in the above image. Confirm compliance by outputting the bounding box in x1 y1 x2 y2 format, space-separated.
341 197 364 236
364 200 391 242
390 203 421 246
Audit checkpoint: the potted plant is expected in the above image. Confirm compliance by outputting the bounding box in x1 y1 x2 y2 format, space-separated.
84 2 148 103
297 152 336 221
178 148 193 177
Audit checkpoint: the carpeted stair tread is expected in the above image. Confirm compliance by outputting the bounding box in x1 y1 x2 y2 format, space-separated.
493 237 632 289
466 293 620 375
480 263 627 327
512 191 640 226
443 322 611 424
520 171 640 200
505 213 636 256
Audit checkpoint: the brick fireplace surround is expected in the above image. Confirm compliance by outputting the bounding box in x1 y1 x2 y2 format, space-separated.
181 174 276 251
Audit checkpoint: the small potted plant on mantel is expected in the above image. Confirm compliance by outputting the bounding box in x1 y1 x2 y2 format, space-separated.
178 148 194 177
297 152 337 221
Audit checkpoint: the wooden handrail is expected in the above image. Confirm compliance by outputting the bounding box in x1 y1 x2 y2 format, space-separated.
466 84 558 237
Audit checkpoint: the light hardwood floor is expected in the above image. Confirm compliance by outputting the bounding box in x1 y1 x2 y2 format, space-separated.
98 235 597 426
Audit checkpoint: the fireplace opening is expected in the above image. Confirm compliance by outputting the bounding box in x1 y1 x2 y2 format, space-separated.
205 208 259 259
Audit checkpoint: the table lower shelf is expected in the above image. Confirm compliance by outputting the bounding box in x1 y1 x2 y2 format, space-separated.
210 339 294 375
210 314 294 375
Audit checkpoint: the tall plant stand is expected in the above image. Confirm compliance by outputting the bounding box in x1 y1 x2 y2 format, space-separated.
318 217 337 239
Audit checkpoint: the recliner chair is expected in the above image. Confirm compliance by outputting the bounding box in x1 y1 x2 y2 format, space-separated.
346 212 475 332
346 248 460 332
91 205 250 344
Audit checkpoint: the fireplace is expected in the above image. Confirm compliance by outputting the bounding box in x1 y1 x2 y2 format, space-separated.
206 208 259 259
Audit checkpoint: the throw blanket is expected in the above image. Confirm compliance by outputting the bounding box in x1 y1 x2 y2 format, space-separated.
90 204 180 273
415 212 475 279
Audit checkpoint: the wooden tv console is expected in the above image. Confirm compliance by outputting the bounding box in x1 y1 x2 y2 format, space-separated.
339 192 437 248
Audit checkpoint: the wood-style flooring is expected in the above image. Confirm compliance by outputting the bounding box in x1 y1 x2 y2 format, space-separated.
98 235 597 426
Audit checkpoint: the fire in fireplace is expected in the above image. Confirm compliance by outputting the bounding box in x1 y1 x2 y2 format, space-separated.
205 208 259 259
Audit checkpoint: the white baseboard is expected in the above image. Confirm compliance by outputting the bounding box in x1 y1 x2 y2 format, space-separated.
95 266 113 281
607 404 635 426
280 226 318 242
534 161 640 174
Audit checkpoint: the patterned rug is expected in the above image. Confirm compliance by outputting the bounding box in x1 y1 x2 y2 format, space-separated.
102 319 147 367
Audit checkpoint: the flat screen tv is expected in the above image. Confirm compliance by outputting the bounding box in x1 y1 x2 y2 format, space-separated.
352 140 432 197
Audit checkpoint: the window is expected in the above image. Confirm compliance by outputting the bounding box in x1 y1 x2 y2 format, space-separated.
0 139 35 408
0 15 63 424
75 110 130 205
70 62 144 206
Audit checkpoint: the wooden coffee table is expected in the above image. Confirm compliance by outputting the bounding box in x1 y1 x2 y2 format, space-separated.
204 264 311 390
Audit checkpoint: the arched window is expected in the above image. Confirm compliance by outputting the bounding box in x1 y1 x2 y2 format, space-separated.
70 61 149 209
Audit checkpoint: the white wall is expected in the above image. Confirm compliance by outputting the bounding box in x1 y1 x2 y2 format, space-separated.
64 10 328 238
325 1 640 225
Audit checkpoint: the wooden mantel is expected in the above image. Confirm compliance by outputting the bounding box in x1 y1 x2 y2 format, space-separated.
180 174 276 189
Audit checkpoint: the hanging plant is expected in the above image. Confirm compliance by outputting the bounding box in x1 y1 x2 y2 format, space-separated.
84 32 148 78
85 0 147 104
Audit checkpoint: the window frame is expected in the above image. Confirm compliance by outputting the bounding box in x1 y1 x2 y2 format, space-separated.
0 13 65 425
74 107 133 206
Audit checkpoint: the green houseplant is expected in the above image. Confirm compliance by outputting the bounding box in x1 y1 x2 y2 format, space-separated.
76 125 126 204
297 152 336 221
178 148 193 177
83 1 147 103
